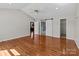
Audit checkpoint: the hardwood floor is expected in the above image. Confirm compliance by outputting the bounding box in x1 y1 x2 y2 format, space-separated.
0 35 78 56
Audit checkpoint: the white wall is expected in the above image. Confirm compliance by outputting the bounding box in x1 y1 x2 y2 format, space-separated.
74 18 79 48
46 19 60 38
74 4 79 48
34 22 39 34
52 18 60 38
46 20 53 37
66 17 75 40
0 9 30 41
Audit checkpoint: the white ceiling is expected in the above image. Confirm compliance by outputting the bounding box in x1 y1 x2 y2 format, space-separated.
22 3 77 19
0 3 77 19
0 3 29 9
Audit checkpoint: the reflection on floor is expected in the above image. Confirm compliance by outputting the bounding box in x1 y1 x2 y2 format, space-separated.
0 35 78 56
0 49 20 56
0 50 11 56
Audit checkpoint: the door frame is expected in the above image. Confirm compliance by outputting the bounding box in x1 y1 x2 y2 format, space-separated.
60 19 66 38
30 22 34 37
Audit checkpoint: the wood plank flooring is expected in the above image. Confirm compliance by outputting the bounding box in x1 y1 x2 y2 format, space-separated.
0 35 78 56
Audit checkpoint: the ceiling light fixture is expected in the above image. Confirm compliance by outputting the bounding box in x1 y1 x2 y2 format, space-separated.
34 10 39 13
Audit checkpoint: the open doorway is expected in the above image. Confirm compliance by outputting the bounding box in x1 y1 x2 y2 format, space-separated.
60 19 66 54
60 19 66 38
40 21 46 36
30 22 34 38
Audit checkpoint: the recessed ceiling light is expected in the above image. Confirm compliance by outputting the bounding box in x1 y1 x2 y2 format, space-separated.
56 7 58 10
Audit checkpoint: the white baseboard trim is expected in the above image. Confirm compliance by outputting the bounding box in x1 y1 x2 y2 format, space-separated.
74 40 79 49
52 36 60 38
66 37 74 40
0 34 30 42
